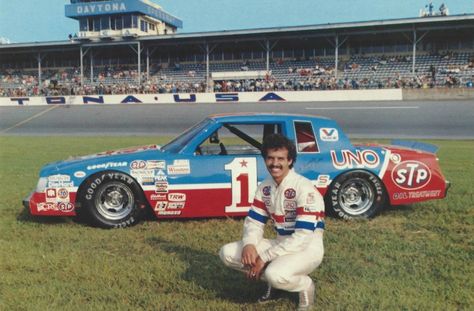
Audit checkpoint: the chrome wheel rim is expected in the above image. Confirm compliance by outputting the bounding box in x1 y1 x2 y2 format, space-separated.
94 182 134 220
338 178 374 215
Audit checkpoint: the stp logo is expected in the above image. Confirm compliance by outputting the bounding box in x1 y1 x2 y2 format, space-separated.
130 160 147 169
391 161 431 190
284 188 296 199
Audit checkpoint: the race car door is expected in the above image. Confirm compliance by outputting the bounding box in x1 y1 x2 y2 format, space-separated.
162 122 282 218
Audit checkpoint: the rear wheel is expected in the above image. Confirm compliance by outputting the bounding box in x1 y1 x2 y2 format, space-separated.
326 170 386 219
80 171 146 228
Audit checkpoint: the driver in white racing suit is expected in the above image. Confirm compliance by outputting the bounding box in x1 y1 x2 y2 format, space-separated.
219 134 325 310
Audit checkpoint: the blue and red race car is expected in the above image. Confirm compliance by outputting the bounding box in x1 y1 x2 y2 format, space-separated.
23 113 449 228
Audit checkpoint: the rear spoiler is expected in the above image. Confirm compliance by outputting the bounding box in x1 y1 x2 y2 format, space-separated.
390 140 439 154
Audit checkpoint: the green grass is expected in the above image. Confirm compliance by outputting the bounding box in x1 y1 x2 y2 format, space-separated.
0 137 473 310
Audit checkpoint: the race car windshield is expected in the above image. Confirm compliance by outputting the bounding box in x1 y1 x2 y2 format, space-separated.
161 118 213 153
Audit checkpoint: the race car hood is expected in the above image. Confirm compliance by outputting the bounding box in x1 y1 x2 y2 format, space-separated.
40 144 163 175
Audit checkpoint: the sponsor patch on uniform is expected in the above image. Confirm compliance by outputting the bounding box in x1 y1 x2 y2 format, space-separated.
306 193 315 204
284 188 296 199
320 128 339 141
262 186 271 196
284 200 297 210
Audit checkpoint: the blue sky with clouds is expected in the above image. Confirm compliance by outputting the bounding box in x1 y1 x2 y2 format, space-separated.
0 0 472 43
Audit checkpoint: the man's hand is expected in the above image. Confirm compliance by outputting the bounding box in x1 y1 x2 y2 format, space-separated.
241 244 258 267
246 256 266 280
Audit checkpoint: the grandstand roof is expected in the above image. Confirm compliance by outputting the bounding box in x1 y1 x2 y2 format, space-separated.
1 13 473 53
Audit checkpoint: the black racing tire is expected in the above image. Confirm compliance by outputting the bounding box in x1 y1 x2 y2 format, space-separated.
80 171 146 229
325 170 386 220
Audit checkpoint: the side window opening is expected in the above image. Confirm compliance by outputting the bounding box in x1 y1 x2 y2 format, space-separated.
294 121 319 153
196 123 282 156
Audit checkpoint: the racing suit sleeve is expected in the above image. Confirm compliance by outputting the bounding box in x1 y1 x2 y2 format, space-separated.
259 181 325 263
242 185 269 247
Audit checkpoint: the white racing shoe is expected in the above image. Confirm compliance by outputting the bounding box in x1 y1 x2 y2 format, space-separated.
258 283 274 303
297 280 315 310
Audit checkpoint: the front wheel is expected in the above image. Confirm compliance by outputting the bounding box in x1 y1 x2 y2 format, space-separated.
80 171 146 228
325 170 386 219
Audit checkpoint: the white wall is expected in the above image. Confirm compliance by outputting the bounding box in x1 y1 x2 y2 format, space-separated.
0 89 402 106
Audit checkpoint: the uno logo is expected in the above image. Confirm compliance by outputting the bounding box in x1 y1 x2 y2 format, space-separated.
284 188 296 199
391 161 431 190
130 160 147 169
331 150 380 170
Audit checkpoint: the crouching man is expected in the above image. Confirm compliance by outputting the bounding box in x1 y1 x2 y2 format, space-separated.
219 134 325 310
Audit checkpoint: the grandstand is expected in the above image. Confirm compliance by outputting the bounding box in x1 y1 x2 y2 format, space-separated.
1 2 473 97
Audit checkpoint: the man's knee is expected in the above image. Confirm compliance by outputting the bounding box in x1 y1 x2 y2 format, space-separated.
219 243 235 267
264 265 291 288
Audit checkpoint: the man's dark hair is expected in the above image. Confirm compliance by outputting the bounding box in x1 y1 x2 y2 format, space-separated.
261 134 297 168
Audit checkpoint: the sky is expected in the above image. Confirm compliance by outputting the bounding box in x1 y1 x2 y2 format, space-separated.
0 0 473 43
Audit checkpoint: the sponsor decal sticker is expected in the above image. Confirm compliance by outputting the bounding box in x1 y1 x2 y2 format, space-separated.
74 171 86 178
391 161 431 190
58 202 74 212
87 162 127 171
167 160 191 175
47 175 74 188
331 150 380 170
130 160 147 170
155 170 168 181
168 193 186 202
37 202 57 212
393 190 441 200
147 160 166 169
284 188 296 199
150 194 167 201
316 175 331 188
390 153 401 164
46 189 57 200
57 188 69 200
157 210 182 216
168 202 185 209
155 201 168 211
320 128 339 142
155 182 169 193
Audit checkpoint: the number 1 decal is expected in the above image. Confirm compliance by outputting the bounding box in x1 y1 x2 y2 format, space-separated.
224 158 257 213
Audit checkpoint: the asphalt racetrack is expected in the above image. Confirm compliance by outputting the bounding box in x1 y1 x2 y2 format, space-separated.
0 100 473 139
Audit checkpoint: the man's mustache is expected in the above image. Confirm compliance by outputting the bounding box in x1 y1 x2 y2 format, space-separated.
268 165 283 169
